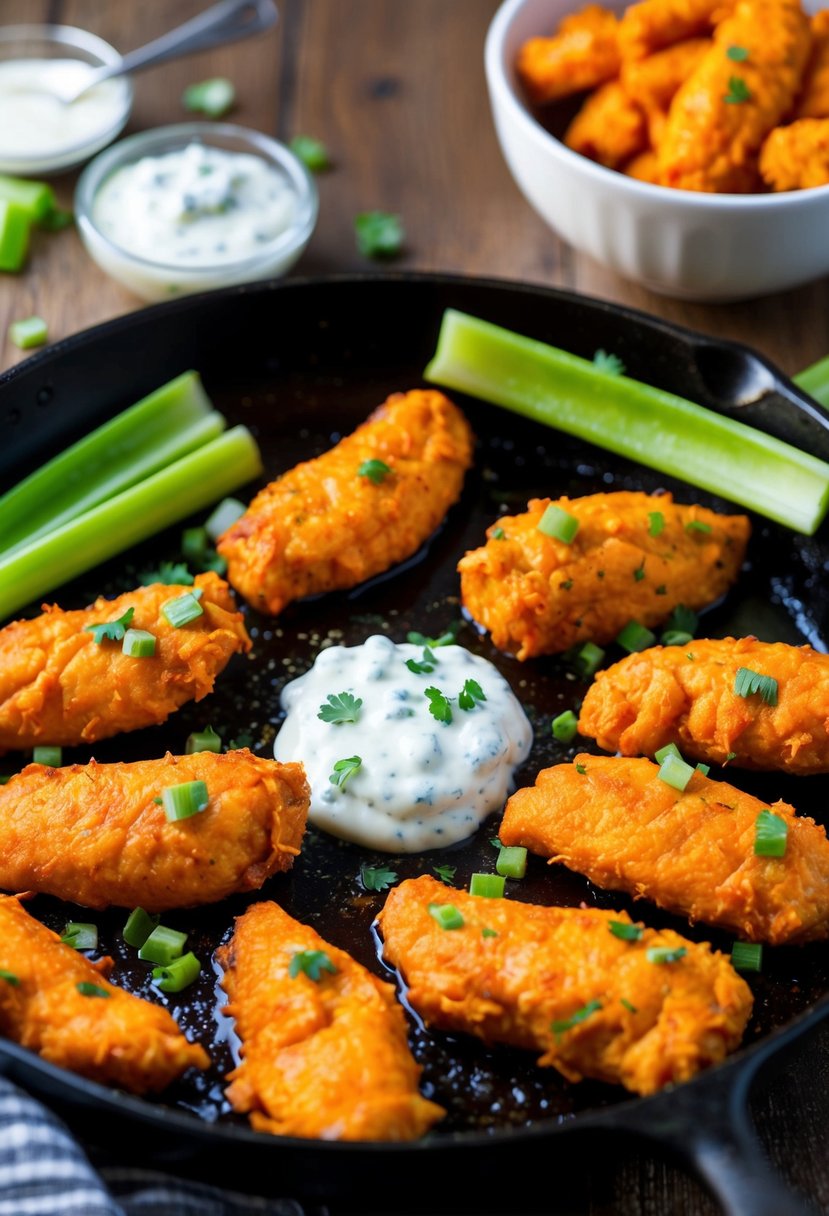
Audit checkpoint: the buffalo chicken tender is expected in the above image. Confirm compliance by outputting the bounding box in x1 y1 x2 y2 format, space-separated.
219 390 474 616
517 5 622 105
658 0 812 192
457 491 749 660
379 876 751 1096
621 38 712 112
0 572 250 755
500 755 829 944
624 148 662 181
579 637 829 773
0 895 208 1093
794 9 829 118
618 0 735 60
564 81 648 168
0 751 308 911
217 901 444 1140
760 118 829 189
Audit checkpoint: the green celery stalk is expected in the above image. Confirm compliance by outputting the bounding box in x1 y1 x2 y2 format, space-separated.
424 310 829 535
0 175 56 223
0 200 29 272
0 371 222 559
0 426 262 622
793 356 829 409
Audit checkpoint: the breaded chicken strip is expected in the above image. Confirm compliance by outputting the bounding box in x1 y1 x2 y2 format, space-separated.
565 81 648 168
794 9 829 118
458 491 749 660
0 751 308 911
621 38 711 111
579 637 829 773
0 895 208 1093
760 118 829 190
619 0 734 61
658 0 812 192
517 5 621 105
217 901 444 1140
0 573 250 755
219 390 474 617
624 149 662 182
500 754 829 944
379 876 751 1096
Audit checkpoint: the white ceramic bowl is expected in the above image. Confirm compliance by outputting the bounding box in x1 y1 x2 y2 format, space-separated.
75 123 318 303
485 0 828 301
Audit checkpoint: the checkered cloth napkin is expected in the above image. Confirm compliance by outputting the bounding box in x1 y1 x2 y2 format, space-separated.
0 1075 308 1216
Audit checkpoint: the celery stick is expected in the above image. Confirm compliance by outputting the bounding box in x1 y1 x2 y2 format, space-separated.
0 175 56 223
794 356 829 410
0 372 221 558
0 201 29 272
424 310 829 535
0 426 262 622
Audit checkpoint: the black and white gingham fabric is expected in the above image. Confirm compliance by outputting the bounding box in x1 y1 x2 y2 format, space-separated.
0 1076 308 1216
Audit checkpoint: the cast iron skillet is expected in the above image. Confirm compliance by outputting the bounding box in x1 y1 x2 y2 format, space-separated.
0 273 828 1216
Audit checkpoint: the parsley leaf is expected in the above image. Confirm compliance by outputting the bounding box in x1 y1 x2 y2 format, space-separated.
458 678 486 711
360 864 398 892
227 731 254 750
734 667 778 706
354 210 404 258
724 75 751 104
575 762 587 775
726 45 749 61
139 561 194 586
76 982 110 998
84 607 135 645
318 692 363 724
407 622 460 648
633 560 646 582
433 864 456 884
406 647 437 675
620 997 638 1013
329 755 362 789
289 134 330 172
425 686 453 723
289 950 338 982
358 458 392 485
593 349 625 376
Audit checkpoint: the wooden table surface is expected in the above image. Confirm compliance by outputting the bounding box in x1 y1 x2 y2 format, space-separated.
1 2 829 1214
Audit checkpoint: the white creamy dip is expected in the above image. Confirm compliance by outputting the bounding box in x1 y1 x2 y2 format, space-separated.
0 60 127 170
274 634 534 852
91 141 299 268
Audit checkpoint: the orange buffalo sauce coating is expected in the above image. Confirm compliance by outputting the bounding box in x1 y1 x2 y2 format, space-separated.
618 0 735 60
219 389 473 616
517 5 622 104
217 901 444 1141
564 80 648 166
0 572 250 754
794 9 829 117
379 876 752 1095
621 36 711 115
501 754 829 945
0 751 308 911
760 117 829 188
0 895 208 1093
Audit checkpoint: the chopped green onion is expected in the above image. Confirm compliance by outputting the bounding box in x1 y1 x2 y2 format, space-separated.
182 77 235 117
665 605 698 635
661 630 694 646
734 667 778 706
138 925 188 966
122 907 160 949
423 309 829 535
482 927 498 939
433 864 456 883
570 641 605 678
152 951 201 993
33 746 61 767
616 620 656 653
658 752 695 792
76 982 110 998
620 997 638 1013
575 762 587 774
329 755 362 789
731 941 763 972
537 503 579 543
182 526 209 562
354 211 404 258
0 969 19 986
289 135 331 172
754 809 788 858
492 526 506 539
685 520 713 534
185 726 222 754
39 207 73 232
318 692 362 724
654 742 682 763
0 201 30 272
0 175 56 222
122 628 156 658
696 762 711 776
289 950 337 981
162 591 204 629
360 864 397 891
358 458 392 485
723 75 751 104
469 873 505 898
160 780 209 822
609 920 643 942
60 922 98 951
205 496 246 540
552 710 578 743
140 561 194 586
551 999 602 1039
8 316 47 350
495 845 527 879
646 946 687 964
648 511 664 536
726 45 749 61
428 902 465 930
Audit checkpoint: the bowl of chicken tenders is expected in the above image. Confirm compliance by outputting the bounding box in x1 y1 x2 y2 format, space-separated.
485 0 829 300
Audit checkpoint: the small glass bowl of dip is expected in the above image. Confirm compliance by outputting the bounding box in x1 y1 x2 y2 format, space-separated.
0 25 132 176
75 123 319 302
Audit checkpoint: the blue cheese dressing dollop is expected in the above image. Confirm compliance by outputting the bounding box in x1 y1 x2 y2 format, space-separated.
274 634 533 852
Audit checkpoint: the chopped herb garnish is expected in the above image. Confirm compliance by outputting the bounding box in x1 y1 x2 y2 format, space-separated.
724 75 751 104
726 45 749 61
458 678 486 711
734 667 778 706
227 731 254 750
428 902 464 930
122 628 156 658
664 605 698 636
608 920 643 942
490 836 501 849
358 458 392 485
76 982 110 998
289 950 338 982
495 846 527 879
123 907 160 949
662 630 693 647
0 970 20 986
657 751 695 792
406 647 437 675
318 692 363 724
152 952 201 993
138 925 187 966
61 922 98 951
433 864 456 884
633 560 646 582
570 641 605 678
552 710 578 743
616 620 656 653
725 751 737 763
329 754 362 789
139 561 193 586
593 349 625 376
655 584 667 595
469 873 505 899
492 527 506 540
551 999 602 1039
620 997 638 1013
575 762 587 775
161 591 203 629
696 762 710 776
160 780 209 822
185 725 222 755
482 927 498 939
354 210 405 258
731 941 763 972
289 134 330 172
646 946 687 965
8 316 48 350
182 77 235 118
406 623 460 648
648 511 664 537
33 746 61 767
655 742 682 764
685 519 713 534
537 503 580 544
754 809 788 857
560 579 574 591
360 864 398 892
425 686 453 724
84 606 135 645
40 207 74 232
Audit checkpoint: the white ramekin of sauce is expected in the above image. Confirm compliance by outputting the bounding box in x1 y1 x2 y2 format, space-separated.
0 25 132 176
75 123 319 301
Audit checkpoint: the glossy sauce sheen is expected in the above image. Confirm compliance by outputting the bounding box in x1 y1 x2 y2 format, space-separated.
274 635 533 851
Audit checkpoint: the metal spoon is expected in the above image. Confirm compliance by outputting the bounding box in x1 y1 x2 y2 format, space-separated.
49 0 278 105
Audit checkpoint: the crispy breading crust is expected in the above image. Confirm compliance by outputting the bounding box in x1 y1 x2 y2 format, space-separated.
517 5 622 105
760 117 829 189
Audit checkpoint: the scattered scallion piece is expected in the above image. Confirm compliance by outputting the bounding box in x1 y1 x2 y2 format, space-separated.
608 920 643 942
182 527 209 563
360 864 397 891
664 605 698 636
162 591 204 629
40 207 73 232
138 925 188 966
657 751 695 792
552 710 578 743
0 970 19 986
289 135 331 172
551 999 602 1039
123 907 160 949
685 520 713 535
469 873 505 898
76 982 110 998
696 762 711 776
358 458 392 484
329 755 362 789
122 628 156 658
482 927 498 939
60 922 98 951
182 77 235 118
289 949 337 981
654 742 682 763
185 725 222 754
8 315 47 350
616 620 656 653
754 809 788 858
32 746 61 767
620 997 638 1013
734 667 778 706
495 846 527 879
492 526 506 540
205 496 246 540
646 946 687 965
152 952 201 993
570 641 605 678
0 200 30 272
433 864 456 883
648 511 664 537
0 174 56 222
537 503 579 543
160 780 209 822
662 630 694 646
428 902 464 930
354 211 404 258
731 941 763 972
318 692 362 724
422 309 829 535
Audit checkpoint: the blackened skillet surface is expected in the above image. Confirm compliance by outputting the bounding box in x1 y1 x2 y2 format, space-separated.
0 275 827 1191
